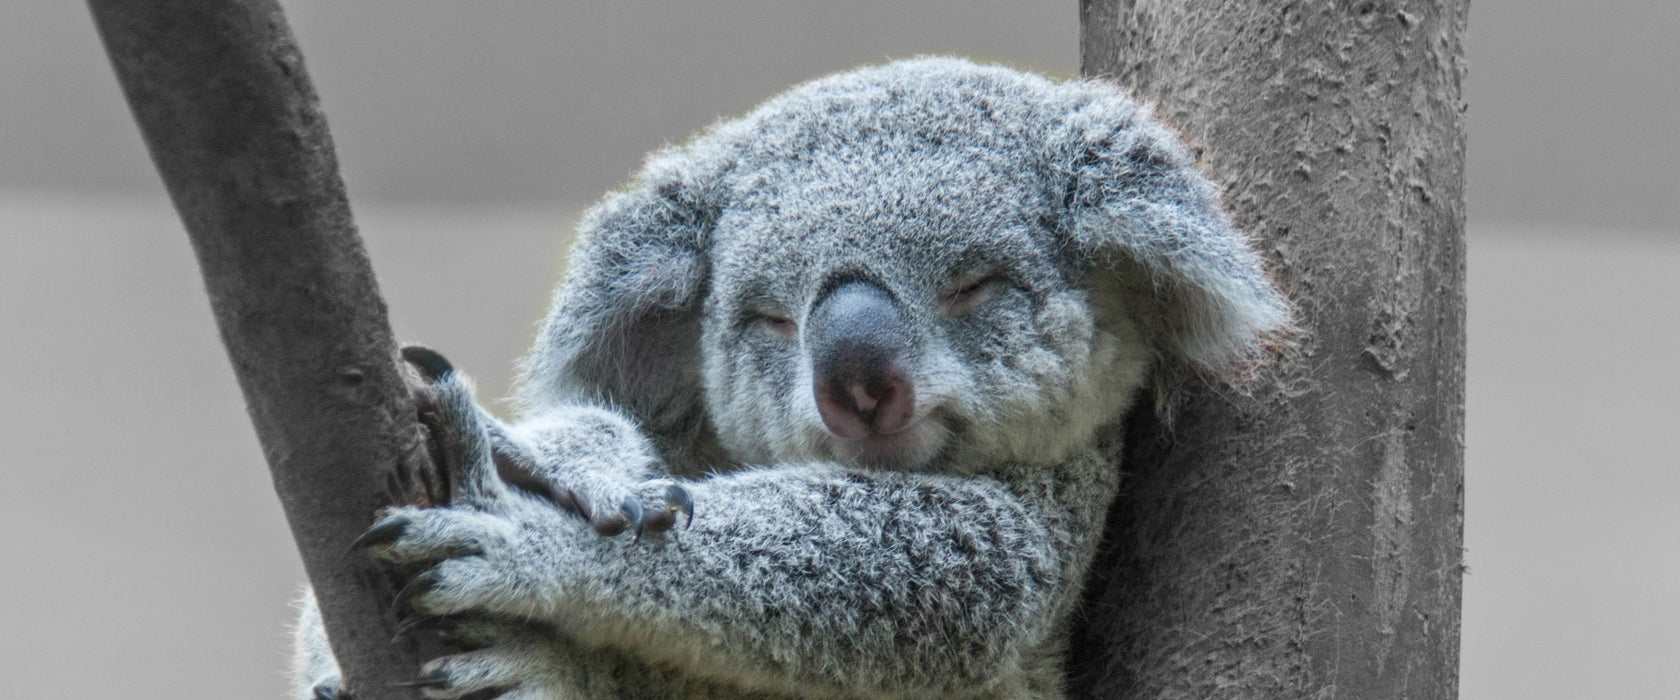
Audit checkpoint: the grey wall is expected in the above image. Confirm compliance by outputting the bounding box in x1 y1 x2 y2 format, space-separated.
1 2 1676 699
1467 0 1679 229
3 0 1677 229
3 1 1077 204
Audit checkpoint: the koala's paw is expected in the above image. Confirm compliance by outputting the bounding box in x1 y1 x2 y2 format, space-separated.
401 345 693 544
499 462 694 544
355 505 532 618
398 620 583 700
578 480 694 543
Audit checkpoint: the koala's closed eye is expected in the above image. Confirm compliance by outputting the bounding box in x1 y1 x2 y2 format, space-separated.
733 308 798 339
941 272 1006 316
756 312 797 339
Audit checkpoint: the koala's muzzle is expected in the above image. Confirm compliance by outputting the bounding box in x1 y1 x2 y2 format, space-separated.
808 281 917 439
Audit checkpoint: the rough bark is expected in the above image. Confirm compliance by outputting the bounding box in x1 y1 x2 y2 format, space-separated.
1071 2 1467 698
88 2 437 697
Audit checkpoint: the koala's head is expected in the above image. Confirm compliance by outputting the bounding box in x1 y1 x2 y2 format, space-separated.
522 58 1290 471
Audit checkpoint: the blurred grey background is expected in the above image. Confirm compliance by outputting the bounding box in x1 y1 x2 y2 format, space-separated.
0 1 1674 697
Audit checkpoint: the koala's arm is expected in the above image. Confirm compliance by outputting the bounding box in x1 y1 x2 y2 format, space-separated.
367 378 1096 697
384 465 1078 695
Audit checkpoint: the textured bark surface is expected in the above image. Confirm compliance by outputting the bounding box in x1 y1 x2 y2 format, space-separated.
88 2 435 697
1071 1 1466 698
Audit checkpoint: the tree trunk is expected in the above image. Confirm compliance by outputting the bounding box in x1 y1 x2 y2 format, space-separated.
1071 2 1467 698
88 2 438 697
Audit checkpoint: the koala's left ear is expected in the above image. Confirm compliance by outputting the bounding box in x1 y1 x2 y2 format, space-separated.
516 141 734 439
1050 86 1293 381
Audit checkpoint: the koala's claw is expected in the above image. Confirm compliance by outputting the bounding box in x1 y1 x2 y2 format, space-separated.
666 484 694 529
391 613 453 642
407 627 556 700
400 345 455 381
311 683 350 700
581 486 692 542
394 569 441 616
624 497 646 542
395 667 518 699
357 517 483 562
588 498 643 540
391 669 453 689
639 484 694 534
350 518 407 552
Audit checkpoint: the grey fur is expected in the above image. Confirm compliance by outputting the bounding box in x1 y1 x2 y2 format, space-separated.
294 57 1289 699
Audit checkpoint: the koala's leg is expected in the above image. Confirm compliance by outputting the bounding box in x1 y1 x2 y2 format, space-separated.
291 588 346 700
287 348 698 699
290 591 665 700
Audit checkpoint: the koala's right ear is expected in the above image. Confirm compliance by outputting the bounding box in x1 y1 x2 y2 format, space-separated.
1050 85 1294 384
516 146 731 439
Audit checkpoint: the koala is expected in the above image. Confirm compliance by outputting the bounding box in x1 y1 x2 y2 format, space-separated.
293 57 1289 699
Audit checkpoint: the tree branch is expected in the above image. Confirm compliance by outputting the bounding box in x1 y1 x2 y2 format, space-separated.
1073 1 1467 697
88 1 435 697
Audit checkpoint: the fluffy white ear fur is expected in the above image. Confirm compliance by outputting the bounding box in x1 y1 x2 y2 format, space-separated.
1051 84 1292 380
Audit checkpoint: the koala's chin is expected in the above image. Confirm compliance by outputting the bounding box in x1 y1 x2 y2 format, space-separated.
823 409 952 470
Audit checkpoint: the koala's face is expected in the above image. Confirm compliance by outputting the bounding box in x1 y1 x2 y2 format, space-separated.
698 121 1152 471
521 60 1288 473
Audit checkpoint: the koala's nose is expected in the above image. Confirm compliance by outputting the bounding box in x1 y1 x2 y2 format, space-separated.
807 281 917 439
